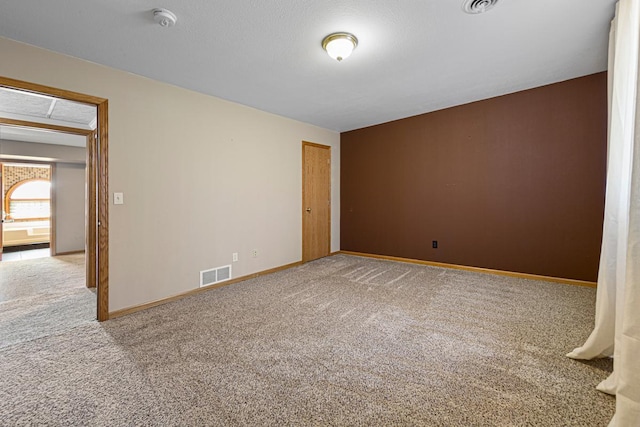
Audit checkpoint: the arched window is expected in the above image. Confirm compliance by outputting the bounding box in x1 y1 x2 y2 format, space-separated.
4 179 51 220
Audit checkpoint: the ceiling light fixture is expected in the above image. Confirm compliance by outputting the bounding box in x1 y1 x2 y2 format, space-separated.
322 33 358 62
462 0 498 14
153 8 177 27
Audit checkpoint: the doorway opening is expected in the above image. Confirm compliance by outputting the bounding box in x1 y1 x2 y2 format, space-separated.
0 76 109 321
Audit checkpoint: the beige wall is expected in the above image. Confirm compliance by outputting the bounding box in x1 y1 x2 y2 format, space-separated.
54 163 85 254
0 37 340 312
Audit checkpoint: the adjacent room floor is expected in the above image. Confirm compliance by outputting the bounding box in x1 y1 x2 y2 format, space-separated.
0 253 95 348
1 247 50 262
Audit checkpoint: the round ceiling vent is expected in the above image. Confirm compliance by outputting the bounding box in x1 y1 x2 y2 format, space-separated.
462 0 499 14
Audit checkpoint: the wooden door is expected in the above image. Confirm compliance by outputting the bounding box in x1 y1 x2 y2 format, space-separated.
302 142 331 262
86 131 97 289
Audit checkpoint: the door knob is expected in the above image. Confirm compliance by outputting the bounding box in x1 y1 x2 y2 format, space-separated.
306 208 312 213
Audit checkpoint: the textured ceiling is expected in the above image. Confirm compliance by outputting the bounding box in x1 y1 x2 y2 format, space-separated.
0 0 617 132
0 88 95 147
0 88 96 128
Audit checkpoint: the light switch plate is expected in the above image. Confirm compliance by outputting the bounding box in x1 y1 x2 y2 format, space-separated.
114 192 124 205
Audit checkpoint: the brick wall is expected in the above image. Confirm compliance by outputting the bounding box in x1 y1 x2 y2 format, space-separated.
2 164 51 201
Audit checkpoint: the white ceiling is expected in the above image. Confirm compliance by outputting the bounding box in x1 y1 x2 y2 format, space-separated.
0 87 96 129
0 87 95 147
0 0 618 132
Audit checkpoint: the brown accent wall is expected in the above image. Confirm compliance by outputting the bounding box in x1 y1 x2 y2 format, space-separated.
341 73 607 282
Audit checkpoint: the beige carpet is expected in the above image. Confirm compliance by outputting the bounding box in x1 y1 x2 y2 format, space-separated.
0 254 614 425
0 253 95 348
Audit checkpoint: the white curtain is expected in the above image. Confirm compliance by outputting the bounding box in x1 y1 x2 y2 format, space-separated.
566 0 640 425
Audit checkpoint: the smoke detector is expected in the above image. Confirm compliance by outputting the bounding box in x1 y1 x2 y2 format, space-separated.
463 0 499 14
153 8 177 27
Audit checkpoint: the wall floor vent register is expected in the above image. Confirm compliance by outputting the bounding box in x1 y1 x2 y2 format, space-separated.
200 265 232 287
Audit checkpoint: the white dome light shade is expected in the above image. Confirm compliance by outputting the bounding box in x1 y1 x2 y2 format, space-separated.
322 33 358 62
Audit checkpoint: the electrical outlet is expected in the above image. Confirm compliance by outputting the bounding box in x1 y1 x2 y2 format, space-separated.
432 240 438 249
232 253 238 262
251 249 258 258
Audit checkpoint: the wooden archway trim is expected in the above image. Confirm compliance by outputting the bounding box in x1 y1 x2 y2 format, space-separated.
0 76 109 321
0 76 106 105
0 117 93 136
